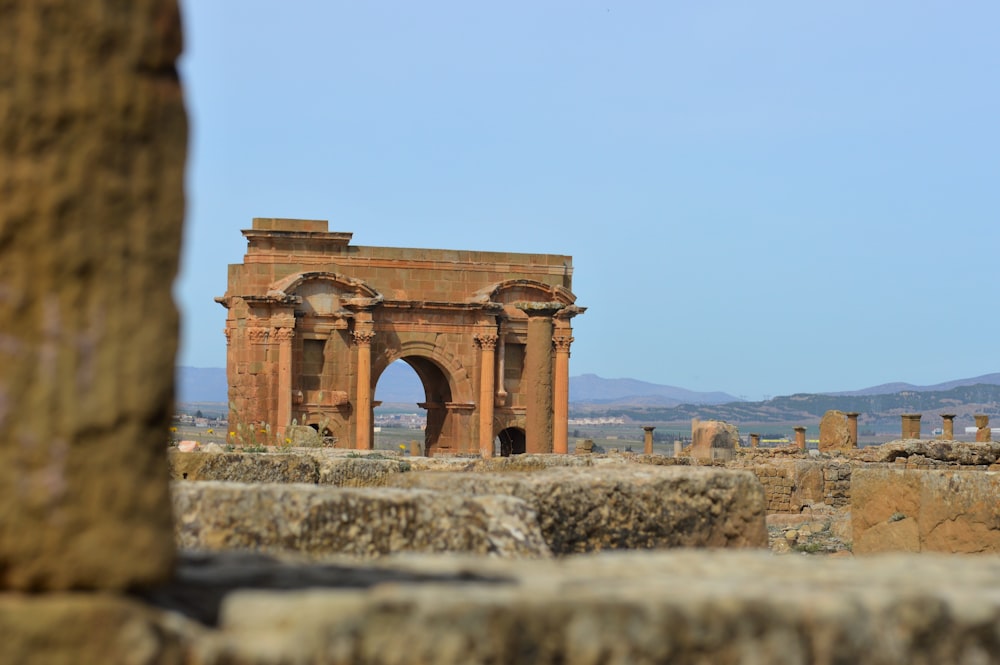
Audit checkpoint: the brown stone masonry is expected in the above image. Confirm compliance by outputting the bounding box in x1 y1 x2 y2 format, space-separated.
217 219 585 455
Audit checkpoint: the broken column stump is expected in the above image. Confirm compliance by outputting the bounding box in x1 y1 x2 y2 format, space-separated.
0 0 186 590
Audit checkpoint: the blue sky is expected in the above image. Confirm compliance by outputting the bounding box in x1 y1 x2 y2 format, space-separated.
176 1 999 400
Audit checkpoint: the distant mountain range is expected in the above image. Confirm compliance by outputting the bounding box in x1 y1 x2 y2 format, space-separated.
176 366 1000 428
174 366 739 405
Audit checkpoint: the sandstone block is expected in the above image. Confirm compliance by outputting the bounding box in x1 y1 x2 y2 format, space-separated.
857 440 1000 465
819 410 853 452
0 0 185 590
853 469 1000 554
200 551 1000 665
689 420 739 461
169 452 320 484
0 592 196 665
172 482 550 559
390 466 768 552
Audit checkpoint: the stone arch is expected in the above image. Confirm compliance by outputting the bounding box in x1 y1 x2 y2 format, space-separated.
479 279 576 306
373 339 474 456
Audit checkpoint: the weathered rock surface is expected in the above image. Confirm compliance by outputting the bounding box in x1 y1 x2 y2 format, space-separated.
172 482 551 559
856 439 1000 465
689 419 739 461
0 0 186 590
391 466 768 552
0 592 196 665
819 409 852 452
853 468 1000 553
161 551 1000 664
170 452 321 484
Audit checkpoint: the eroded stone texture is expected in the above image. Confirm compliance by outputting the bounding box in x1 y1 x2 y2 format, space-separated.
390 466 768 552
0 592 196 665
689 419 739 461
173 482 551 559
819 409 852 452
852 468 1000 554
0 0 186 590
185 551 1000 665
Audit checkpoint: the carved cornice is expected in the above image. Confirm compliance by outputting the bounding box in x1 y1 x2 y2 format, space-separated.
351 330 376 347
553 335 574 353
474 333 498 351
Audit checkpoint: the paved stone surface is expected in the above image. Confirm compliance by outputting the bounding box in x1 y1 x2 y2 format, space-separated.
173 482 551 559
0 0 185 590
853 468 1000 553
390 466 768 552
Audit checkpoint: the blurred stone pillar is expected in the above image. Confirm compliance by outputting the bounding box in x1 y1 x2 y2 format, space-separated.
901 414 922 440
643 427 655 455
794 427 807 451
939 414 956 441
552 335 574 454
749 433 760 449
674 441 683 457
474 333 498 458
0 0 186 590
846 412 860 448
517 303 564 454
975 414 991 442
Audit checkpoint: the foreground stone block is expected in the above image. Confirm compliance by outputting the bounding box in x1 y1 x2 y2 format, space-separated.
0 0 186 590
173 482 550 559
0 592 195 665
391 466 768 552
852 468 1000 554
192 551 1000 665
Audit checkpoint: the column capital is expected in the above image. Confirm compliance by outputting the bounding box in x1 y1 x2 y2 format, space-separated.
246 326 270 343
272 327 295 342
351 330 375 347
552 335 574 353
474 333 498 350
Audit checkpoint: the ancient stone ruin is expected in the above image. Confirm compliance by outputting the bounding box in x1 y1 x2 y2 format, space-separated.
7 2 1000 662
216 218 584 457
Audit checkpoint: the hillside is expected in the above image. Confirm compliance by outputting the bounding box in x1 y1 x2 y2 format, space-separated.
596 384 1000 432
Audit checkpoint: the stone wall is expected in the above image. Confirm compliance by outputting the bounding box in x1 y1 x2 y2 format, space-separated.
852 468 1000 554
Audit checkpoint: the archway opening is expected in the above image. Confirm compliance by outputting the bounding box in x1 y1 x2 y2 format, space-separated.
498 427 526 457
374 358 452 455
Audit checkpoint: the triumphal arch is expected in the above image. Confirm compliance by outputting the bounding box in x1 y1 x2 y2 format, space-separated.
216 218 584 456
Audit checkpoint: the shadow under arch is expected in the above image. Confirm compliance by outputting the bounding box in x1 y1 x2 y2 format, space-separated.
498 427 526 457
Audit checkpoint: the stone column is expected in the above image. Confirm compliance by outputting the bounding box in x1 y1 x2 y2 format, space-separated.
939 414 956 441
474 333 498 458
846 412 860 448
643 427 656 455
552 335 574 454
274 327 295 438
0 0 185 591
975 414 991 442
794 427 807 451
674 441 683 457
352 330 375 450
517 303 564 454
749 433 760 448
901 414 921 440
